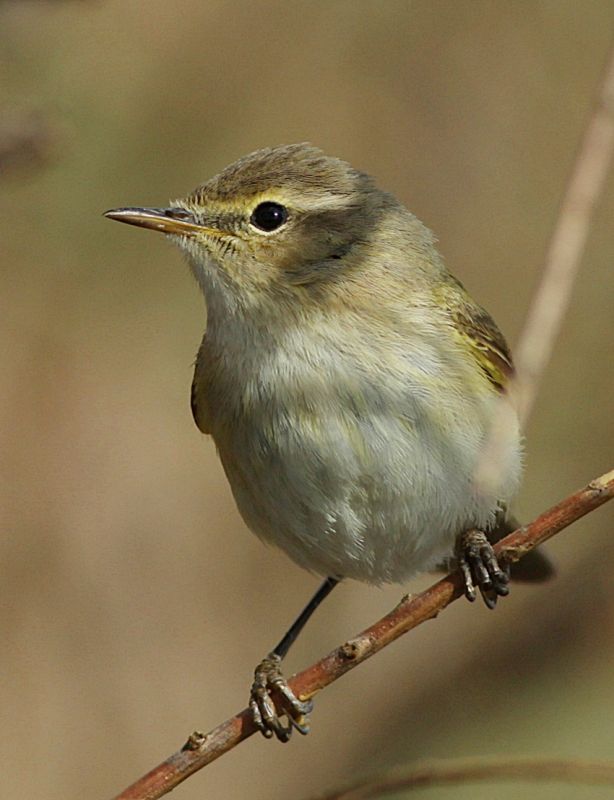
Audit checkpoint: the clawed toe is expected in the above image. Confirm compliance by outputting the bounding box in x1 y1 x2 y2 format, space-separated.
249 653 313 742
458 529 510 609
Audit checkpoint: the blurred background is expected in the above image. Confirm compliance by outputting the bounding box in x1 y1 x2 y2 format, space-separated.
1 2 613 799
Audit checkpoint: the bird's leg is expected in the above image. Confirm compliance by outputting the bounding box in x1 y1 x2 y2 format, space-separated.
250 576 339 742
457 528 510 609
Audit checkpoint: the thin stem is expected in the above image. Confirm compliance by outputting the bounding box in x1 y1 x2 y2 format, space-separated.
310 757 614 799
475 39 614 493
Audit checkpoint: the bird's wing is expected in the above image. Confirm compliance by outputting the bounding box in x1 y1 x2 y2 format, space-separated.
190 337 212 435
450 297 514 393
190 373 211 434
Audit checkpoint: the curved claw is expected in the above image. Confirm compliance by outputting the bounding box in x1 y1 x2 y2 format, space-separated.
458 529 510 609
250 653 313 742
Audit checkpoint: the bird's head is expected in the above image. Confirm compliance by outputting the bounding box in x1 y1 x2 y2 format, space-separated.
105 144 389 312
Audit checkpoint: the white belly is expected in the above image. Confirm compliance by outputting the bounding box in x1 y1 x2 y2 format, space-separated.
216 386 521 585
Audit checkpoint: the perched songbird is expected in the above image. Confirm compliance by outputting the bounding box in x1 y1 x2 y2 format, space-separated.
105 144 552 741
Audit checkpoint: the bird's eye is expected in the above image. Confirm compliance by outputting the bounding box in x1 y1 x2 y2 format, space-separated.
250 202 288 232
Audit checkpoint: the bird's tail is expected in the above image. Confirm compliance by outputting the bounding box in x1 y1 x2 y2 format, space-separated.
487 514 555 582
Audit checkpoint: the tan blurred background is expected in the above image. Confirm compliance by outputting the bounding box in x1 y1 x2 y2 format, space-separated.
1 2 614 799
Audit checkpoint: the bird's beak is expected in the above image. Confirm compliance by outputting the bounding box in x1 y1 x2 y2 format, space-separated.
104 206 205 236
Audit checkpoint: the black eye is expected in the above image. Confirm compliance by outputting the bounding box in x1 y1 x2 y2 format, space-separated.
250 202 288 232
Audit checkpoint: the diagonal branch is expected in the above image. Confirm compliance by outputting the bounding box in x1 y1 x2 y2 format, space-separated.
112 467 614 800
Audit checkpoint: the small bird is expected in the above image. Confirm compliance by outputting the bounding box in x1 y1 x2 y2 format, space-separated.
105 144 552 742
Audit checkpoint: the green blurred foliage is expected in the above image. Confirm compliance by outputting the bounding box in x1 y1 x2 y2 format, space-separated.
1 2 613 799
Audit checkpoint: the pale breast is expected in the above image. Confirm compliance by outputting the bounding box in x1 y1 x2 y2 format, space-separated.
195 323 522 584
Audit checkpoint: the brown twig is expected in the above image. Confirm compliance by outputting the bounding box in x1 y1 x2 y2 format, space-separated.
309 756 614 799
112 467 614 800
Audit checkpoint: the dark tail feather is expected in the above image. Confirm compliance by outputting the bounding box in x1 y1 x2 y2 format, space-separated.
487 515 556 582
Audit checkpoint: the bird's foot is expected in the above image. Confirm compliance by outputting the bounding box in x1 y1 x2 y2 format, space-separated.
249 653 313 742
458 528 510 609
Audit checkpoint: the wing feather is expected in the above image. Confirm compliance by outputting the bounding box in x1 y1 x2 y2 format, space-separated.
454 306 514 391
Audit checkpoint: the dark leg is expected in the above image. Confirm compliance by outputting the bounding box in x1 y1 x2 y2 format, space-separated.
272 576 339 659
457 529 510 609
250 577 338 742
